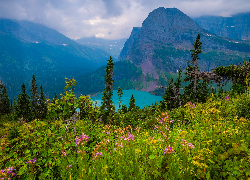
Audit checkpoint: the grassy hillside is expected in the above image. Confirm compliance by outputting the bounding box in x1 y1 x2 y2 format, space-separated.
0 83 249 179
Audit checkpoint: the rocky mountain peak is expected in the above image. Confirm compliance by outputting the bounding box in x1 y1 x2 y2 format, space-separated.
142 7 201 33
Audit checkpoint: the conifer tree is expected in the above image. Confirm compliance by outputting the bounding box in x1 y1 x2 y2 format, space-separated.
16 83 31 121
128 94 136 111
174 67 183 106
162 77 175 110
30 75 39 119
100 56 115 124
38 84 47 119
52 92 58 104
183 33 210 103
118 86 123 110
0 82 10 115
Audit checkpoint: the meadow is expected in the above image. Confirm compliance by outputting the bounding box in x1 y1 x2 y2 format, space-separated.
0 85 250 180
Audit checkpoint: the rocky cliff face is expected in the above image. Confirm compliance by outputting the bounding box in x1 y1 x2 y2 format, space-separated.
193 13 250 41
118 27 141 61
118 7 250 92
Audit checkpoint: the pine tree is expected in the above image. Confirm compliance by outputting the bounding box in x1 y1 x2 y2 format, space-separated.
174 67 183 107
100 56 115 124
128 94 136 111
38 84 47 119
30 75 39 119
0 82 10 115
162 77 175 110
183 33 209 103
16 83 31 121
52 92 58 104
118 86 123 110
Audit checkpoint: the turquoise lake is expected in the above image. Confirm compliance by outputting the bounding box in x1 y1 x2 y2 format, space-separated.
90 90 163 110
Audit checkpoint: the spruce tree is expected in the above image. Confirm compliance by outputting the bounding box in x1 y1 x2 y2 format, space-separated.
16 83 31 121
52 92 58 104
100 56 115 124
0 82 10 115
30 75 39 119
183 33 210 103
174 67 183 107
162 77 175 110
118 86 123 110
128 94 136 111
38 84 47 119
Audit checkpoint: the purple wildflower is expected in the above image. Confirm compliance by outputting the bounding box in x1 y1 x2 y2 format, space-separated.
170 118 174 123
225 96 230 101
163 145 174 154
75 133 90 146
188 143 195 148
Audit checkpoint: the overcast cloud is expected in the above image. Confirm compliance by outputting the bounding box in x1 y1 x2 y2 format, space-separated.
0 0 250 40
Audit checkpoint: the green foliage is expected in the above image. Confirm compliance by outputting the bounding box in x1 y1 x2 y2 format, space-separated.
78 95 98 125
1 70 250 179
47 78 77 120
213 58 250 95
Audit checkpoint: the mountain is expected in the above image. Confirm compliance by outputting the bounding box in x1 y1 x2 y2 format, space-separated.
117 7 250 91
0 19 110 99
193 13 250 41
75 36 127 60
76 7 250 95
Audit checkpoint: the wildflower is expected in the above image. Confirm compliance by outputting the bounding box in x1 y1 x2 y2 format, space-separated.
66 165 71 170
225 96 230 101
163 145 175 154
154 125 158 129
124 133 135 142
103 166 108 170
61 151 67 156
192 104 195 108
26 158 37 164
75 133 90 146
170 118 174 123
188 143 195 149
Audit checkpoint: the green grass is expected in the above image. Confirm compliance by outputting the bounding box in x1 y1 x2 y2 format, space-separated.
0 90 250 179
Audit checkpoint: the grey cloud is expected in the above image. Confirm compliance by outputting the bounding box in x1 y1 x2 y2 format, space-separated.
0 0 250 40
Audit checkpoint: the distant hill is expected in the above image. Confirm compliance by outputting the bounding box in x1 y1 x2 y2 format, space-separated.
0 19 110 99
75 36 127 60
193 13 250 41
76 7 250 96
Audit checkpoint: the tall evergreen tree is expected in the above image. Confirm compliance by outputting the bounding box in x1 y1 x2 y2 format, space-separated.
100 56 115 124
52 92 58 104
118 86 123 110
38 84 47 119
162 77 175 110
128 94 136 111
183 33 210 103
30 75 39 119
0 82 10 115
174 67 183 107
16 83 31 121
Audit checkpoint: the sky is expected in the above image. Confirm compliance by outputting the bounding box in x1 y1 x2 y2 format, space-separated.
0 0 250 40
